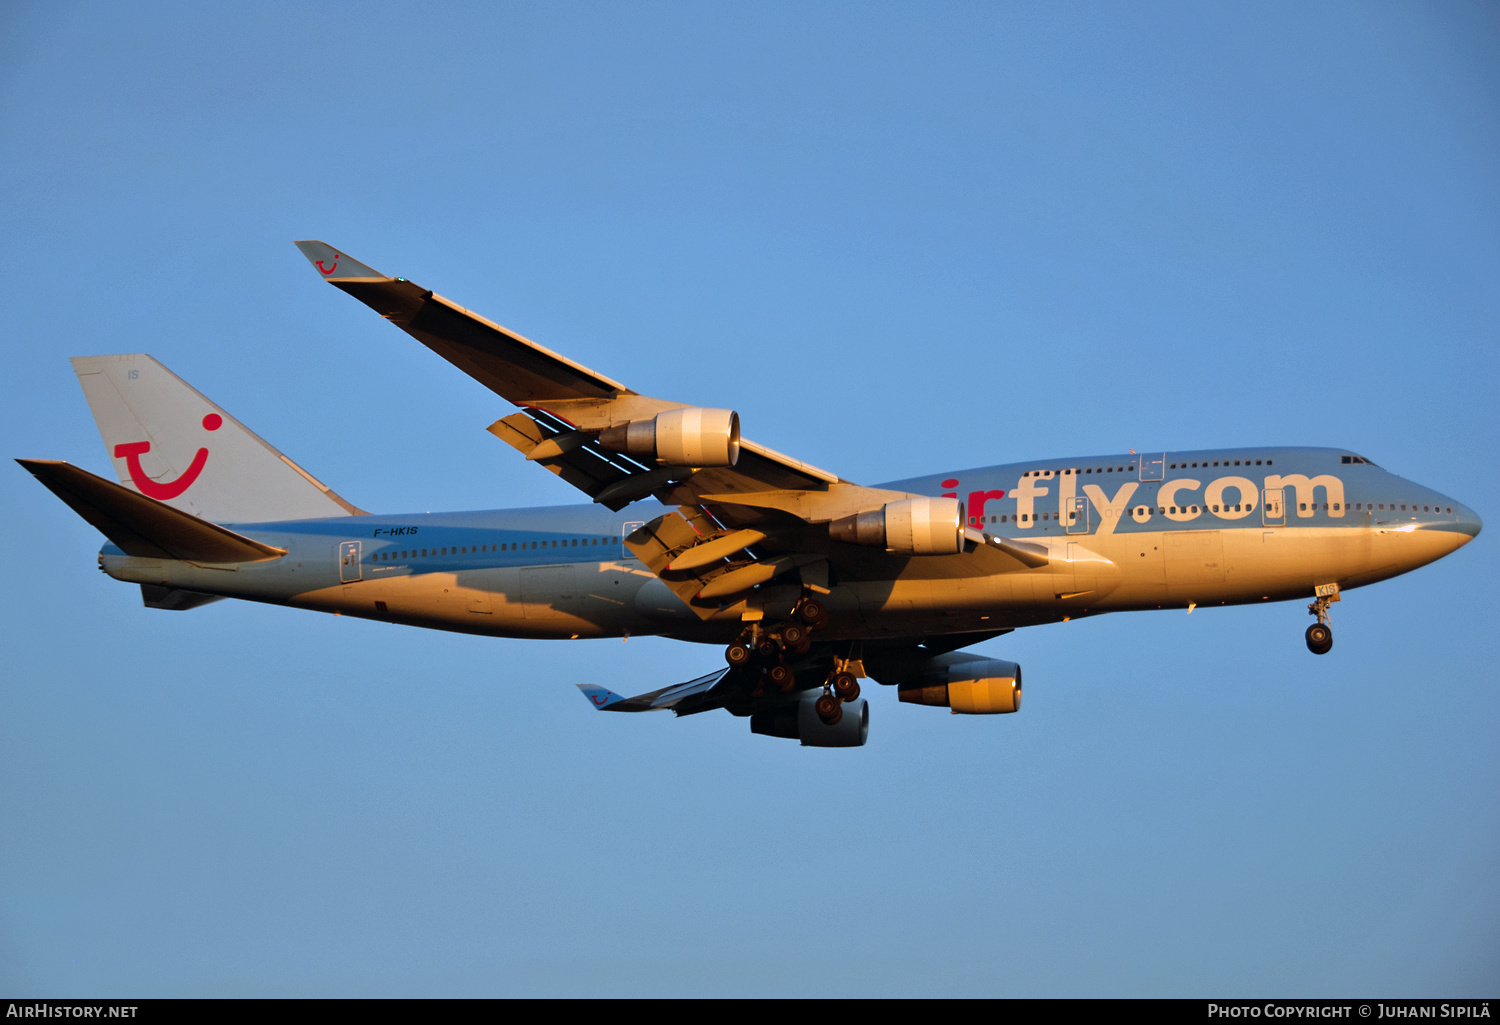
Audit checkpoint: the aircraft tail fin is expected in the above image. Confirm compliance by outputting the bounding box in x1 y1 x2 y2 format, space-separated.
70 353 364 523
16 459 287 563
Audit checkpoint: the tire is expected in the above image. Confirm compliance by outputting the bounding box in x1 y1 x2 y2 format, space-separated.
781 623 808 649
1305 623 1333 655
768 663 793 689
797 599 826 625
757 638 780 660
725 643 752 668
832 672 860 701
815 693 843 725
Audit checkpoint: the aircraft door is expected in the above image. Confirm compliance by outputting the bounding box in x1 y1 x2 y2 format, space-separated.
1138 453 1165 481
1065 496 1089 534
621 521 644 559
1262 488 1285 527
338 540 362 582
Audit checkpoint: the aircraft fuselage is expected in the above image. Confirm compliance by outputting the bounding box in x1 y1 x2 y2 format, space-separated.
96 446 1481 644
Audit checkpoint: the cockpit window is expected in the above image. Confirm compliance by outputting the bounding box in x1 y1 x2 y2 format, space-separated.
1341 454 1379 466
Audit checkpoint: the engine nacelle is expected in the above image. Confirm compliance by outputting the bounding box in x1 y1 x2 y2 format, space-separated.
750 694 869 747
898 658 1021 714
598 407 740 467
828 496 964 555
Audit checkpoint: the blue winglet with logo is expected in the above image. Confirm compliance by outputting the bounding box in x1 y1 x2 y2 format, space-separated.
577 684 626 710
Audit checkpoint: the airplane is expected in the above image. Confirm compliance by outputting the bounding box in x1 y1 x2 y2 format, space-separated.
17 241 1482 748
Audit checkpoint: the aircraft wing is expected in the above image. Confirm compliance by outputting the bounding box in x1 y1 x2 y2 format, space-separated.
297 242 1050 616
294 241 897 514
577 668 734 715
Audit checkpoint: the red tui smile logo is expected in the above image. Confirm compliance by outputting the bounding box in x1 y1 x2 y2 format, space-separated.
115 413 221 500
315 258 339 276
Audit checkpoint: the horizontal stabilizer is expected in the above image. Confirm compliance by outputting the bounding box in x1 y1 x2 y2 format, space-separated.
17 459 286 563
140 584 226 611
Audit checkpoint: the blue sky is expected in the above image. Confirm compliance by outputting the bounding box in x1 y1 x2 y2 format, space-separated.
2 1 1497 996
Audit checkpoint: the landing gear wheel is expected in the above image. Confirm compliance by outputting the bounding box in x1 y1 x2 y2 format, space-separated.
767 663 794 690
815 693 843 725
831 671 860 702
725 643 752 669
756 638 780 660
1305 623 1333 655
796 599 826 626
781 623 808 649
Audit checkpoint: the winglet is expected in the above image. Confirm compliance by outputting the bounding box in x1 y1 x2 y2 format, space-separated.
293 241 386 281
577 684 626 710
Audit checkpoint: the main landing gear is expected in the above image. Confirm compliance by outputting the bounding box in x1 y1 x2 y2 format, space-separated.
814 664 862 725
1305 584 1339 655
724 597 831 694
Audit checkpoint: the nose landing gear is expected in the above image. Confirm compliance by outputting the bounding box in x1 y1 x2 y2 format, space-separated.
1305 583 1339 655
1305 623 1332 655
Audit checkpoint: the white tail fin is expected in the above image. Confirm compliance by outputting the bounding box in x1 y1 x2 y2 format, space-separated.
71 354 364 523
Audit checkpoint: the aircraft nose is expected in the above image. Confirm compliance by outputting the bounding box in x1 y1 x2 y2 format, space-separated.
1454 503 1483 540
1438 494 1482 540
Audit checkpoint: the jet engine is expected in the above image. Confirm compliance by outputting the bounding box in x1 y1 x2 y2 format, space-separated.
750 694 869 747
897 658 1021 714
828 496 964 555
598 407 740 466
